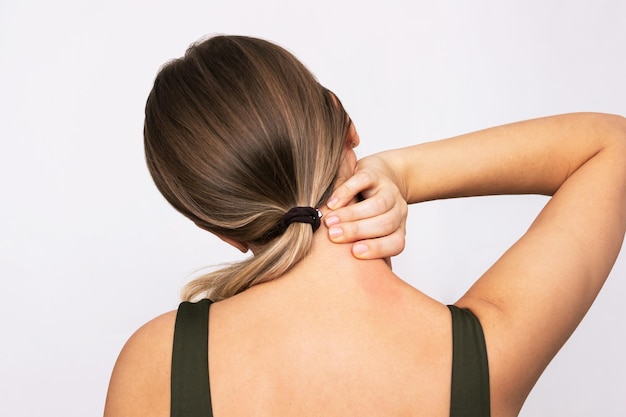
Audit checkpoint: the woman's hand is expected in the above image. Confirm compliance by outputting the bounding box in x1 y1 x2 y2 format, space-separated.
325 154 408 260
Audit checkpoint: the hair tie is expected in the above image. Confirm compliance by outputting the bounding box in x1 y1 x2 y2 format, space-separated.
279 207 323 233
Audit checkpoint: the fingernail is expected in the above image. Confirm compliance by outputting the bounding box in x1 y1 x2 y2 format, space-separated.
353 243 368 256
325 215 339 226
327 197 339 209
329 227 343 238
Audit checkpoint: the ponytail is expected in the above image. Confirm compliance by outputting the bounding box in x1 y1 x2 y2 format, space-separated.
182 223 314 301
144 35 350 302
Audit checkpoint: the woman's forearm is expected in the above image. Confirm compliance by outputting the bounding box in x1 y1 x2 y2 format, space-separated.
378 113 626 203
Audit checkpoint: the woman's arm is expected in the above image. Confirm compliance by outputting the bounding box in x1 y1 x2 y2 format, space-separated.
326 112 604 256
330 113 626 414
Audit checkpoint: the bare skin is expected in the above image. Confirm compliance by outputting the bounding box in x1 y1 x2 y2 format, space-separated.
104 113 626 417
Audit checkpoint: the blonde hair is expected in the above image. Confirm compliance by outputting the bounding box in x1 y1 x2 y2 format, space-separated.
144 36 350 301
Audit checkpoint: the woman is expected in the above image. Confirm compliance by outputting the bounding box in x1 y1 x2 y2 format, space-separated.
104 35 626 417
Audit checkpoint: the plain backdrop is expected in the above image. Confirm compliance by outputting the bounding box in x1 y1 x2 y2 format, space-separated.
1 1 625 416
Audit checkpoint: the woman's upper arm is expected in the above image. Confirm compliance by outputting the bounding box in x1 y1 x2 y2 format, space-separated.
456 118 626 411
103 311 176 417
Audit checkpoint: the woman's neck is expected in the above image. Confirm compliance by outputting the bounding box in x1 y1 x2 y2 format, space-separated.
237 218 397 307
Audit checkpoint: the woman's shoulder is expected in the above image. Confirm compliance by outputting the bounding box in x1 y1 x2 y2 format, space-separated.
103 309 177 417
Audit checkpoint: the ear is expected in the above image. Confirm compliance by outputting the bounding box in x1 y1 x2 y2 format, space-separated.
216 235 249 253
345 121 360 150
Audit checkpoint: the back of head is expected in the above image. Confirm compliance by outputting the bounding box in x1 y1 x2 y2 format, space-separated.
144 35 350 301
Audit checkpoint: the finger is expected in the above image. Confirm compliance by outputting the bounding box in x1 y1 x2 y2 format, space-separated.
327 170 376 210
327 211 399 244
325 191 396 226
351 230 407 260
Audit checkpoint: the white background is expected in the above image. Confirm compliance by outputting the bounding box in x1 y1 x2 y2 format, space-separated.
1 1 625 415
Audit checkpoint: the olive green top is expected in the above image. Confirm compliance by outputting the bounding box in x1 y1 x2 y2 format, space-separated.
170 300 490 417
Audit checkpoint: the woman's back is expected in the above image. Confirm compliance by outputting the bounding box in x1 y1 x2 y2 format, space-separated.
111 237 477 417
206 250 454 417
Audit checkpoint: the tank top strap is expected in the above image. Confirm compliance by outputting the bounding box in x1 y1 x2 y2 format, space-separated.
447 305 491 417
171 299 214 417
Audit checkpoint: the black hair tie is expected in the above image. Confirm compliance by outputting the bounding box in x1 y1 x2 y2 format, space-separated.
279 207 323 233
